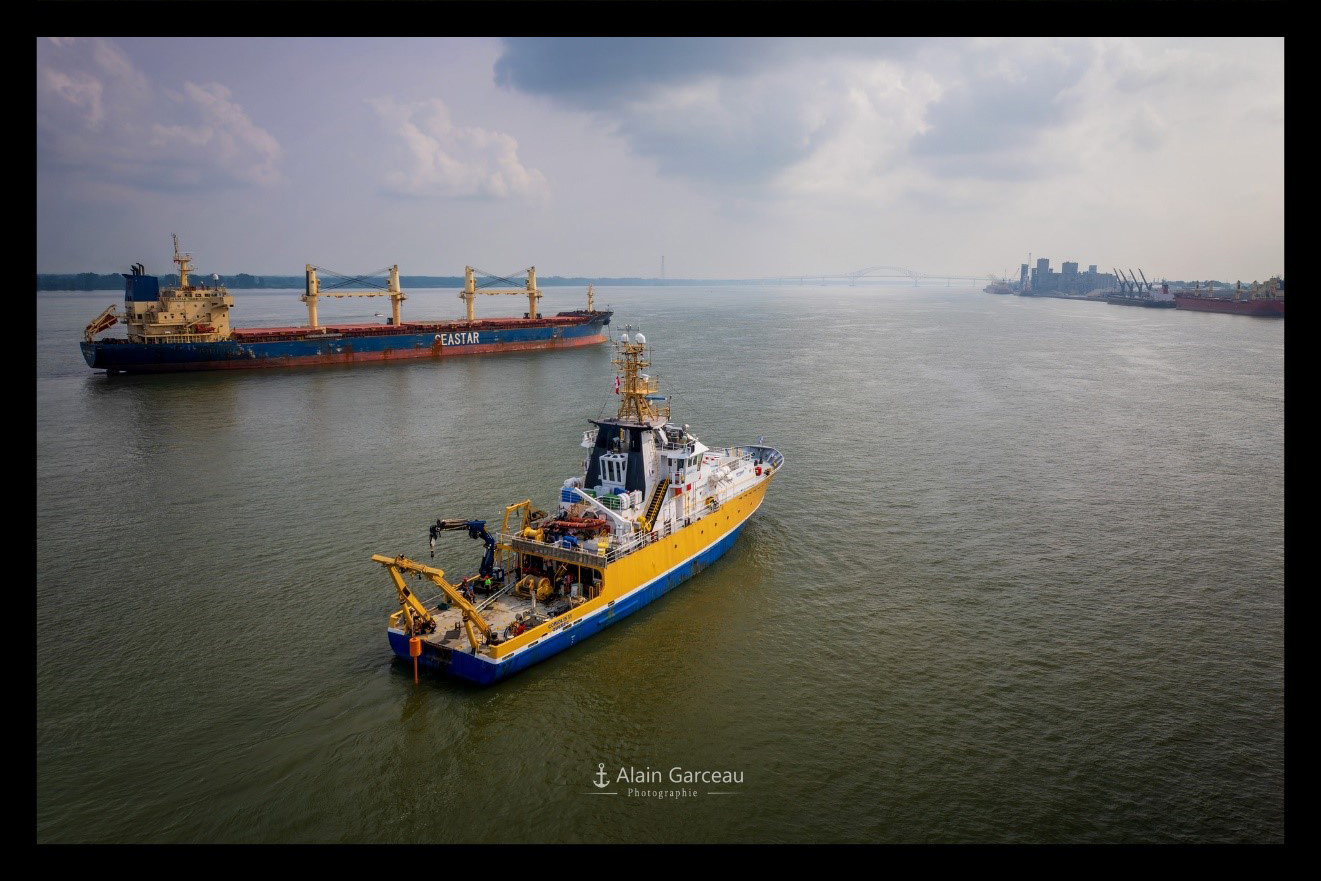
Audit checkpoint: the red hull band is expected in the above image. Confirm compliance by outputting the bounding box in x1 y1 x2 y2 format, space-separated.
112 333 609 373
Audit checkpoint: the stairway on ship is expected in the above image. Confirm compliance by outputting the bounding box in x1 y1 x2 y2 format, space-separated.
644 477 670 528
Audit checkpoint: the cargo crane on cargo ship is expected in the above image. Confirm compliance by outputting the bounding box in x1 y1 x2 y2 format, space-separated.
461 266 544 321
302 265 405 328
1104 267 1174 307
1113 268 1134 294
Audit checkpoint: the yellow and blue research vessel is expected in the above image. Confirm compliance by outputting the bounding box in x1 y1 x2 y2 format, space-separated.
376 330 783 684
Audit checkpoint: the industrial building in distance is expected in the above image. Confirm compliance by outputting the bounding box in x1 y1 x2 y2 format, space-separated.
1019 258 1117 297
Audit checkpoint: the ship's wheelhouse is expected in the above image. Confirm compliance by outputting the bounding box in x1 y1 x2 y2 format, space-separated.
584 420 648 496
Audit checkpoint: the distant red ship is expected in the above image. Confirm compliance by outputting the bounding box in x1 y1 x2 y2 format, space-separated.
1171 277 1284 317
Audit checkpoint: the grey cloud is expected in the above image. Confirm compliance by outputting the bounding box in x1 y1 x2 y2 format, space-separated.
911 48 1093 177
615 118 814 187
494 38 921 108
494 38 924 187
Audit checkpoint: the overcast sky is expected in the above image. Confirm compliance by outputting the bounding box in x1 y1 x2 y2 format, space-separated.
37 37 1284 282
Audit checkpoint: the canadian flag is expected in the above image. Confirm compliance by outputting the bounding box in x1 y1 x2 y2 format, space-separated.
614 376 621 394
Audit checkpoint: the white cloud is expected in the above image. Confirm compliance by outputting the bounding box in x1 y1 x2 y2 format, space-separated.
777 60 940 202
151 83 282 187
37 37 283 192
39 66 106 129
369 97 549 201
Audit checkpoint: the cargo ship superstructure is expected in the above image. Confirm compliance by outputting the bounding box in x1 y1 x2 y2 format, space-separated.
80 237 612 373
374 330 783 685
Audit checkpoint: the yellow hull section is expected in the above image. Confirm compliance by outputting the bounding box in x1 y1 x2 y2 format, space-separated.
486 474 773 660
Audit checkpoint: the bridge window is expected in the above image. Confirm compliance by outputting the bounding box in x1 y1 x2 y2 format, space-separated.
600 453 628 487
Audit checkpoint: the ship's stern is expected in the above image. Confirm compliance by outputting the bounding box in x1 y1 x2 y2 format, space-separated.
387 628 506 686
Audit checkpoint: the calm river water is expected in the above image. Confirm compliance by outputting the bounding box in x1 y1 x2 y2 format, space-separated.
36 283 1284 842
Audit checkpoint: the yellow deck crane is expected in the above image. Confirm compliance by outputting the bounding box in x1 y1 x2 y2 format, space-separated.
376 503 555 652
461 266 542 322
500 499 541 542
303 265 406 329
84 304 119 341
373 554 496 653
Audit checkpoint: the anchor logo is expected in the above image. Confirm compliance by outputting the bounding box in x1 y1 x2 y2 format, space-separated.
593 763 611 789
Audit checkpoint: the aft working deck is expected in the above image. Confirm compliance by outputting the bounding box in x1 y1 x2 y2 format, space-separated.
416 586 568 651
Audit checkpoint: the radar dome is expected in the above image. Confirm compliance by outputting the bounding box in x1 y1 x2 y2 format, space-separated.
634 333 646 345
620 332 631 344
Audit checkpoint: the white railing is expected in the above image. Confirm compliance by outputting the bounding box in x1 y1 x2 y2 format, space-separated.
132 332 219 344
723 444 784 470
501 528 655 566
475 580 517 612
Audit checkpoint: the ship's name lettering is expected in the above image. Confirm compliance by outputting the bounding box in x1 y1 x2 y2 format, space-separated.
439 332 480 345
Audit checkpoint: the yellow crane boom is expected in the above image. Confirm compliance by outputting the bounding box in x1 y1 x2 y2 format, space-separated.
372 554 494 652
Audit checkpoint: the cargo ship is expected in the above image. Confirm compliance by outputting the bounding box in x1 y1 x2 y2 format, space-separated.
1172 277 1284 317
1103 291 1176 308
80 237 612 373
373 329 783 685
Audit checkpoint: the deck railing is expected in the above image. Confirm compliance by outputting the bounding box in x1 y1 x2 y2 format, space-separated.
129 332 220 344
502 529 655 567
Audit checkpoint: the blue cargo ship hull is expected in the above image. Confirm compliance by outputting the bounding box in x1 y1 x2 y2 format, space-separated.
82 313 612 373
